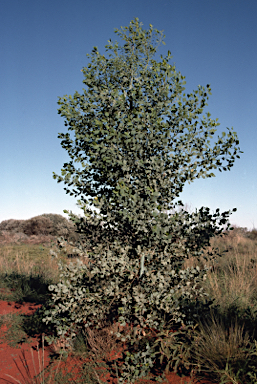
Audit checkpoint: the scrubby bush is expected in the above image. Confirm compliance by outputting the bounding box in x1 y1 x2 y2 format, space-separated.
222 225 249 240
0 214 79 242
42 18 242 382
246 228 257 241
41 213 78 239
22 216 53 236
0 219 26 233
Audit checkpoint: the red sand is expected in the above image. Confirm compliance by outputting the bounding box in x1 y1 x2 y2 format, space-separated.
0 298 217 384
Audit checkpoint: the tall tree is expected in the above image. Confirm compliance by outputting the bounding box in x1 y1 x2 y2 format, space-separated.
54 17 242 271
43 20 243 381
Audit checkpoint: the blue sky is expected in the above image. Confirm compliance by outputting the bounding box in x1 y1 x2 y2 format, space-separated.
1 0 256 230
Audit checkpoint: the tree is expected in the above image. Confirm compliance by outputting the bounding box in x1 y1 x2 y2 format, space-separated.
44 18 243 381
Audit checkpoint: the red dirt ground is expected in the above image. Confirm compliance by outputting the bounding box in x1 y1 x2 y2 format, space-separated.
0 300 53 383
0 298 217 384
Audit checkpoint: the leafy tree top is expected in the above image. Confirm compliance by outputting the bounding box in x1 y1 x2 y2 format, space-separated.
54 18 242 265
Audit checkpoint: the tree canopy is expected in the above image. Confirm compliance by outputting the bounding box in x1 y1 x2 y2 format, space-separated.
54 18 242 270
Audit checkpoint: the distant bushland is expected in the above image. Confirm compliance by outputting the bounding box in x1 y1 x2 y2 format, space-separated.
0 213 79 243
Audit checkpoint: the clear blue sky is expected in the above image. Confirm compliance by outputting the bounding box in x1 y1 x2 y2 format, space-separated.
1 0 256 230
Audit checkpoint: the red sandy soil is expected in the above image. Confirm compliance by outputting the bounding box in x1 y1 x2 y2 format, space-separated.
0 296 216 384
0 299 53 383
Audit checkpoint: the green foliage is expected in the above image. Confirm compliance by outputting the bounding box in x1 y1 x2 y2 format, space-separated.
43 18 242 382
42 238 215 381
54 18 242 240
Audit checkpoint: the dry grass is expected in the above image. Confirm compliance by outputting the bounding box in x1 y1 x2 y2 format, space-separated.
2 334 66 384
189 310 257 383
82 321 124 360
0 236 88 286
205 247 257 311
182 232 257 313
0 244 61 284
